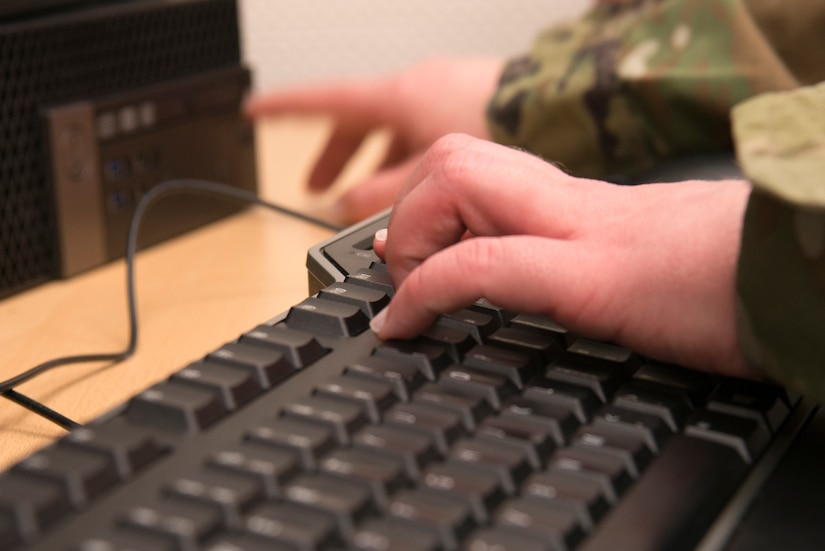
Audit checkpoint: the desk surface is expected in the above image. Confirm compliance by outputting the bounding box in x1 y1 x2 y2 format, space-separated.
0 118 383 471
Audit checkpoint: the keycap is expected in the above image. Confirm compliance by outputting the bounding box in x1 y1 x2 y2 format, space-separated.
613 383 693 432
523 470 610 530
126 380 228 434
375 341 452 381
527 378 601 424
449 437 534 494
345 356 425 402
315 374 397 422
172 361 262 410
706 378 791 433
320 447 408 509
509 314 570 344
504 398 580 446
572 423 654 477
318 281 390 318
246 417 336 470
281 394 370 444
591 404 673 453
13 443 118 506
545 353 627 403
576 435 750 551
566 338 638 369
284 473 375 538
632 361 716 409
207 341 294 388
685 409 771 463
205 533 294 551
120 496 223 550
76 527 178 551
207 443 301 499
285 296 370 337
465 525 558 551
437 308 498 343
441 365 517 409
62 420 167 478
352 517 441 551
463 344 537 389
241 325 328 368
0 471 72 544
478 413 558 469
421 461 505 523
469 298 516 327
487 325 565 365
418 324 476 361
384 402 466 454
414 382 493 430
354 424 441 479
549 446 633 504
164 467 263 528
346 268 396 296
387 489 476 550
495 497 586 551
243 501 340 550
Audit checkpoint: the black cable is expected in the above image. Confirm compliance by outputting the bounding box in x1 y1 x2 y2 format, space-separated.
0 179 341 428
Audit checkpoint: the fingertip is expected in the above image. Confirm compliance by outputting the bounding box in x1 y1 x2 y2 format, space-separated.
373 228 388 259
369 306 389 338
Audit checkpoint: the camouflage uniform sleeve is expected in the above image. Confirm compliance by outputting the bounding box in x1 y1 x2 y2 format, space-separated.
733 83 825 401
486 0 802 180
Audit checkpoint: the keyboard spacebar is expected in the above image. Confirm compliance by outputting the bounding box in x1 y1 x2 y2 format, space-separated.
578 435 749 551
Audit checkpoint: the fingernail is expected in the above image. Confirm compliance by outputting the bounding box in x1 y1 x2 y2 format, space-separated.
370 307 389 336
374 228 387 242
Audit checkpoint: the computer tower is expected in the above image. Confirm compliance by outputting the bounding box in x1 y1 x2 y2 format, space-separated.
0 0 257 299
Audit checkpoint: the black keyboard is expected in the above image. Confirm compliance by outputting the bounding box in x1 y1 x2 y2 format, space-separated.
0 212 816 551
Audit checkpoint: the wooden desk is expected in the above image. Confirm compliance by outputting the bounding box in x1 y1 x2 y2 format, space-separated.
0 118 383 470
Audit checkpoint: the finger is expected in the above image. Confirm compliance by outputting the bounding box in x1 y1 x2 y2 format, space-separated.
308 124 371 192
373 235 612 340
244 78 392 123
332 154 424 223
384 134 599 281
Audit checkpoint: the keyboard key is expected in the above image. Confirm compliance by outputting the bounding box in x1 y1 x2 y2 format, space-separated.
504 398 580 446
706 378 791 433
208 444 301 499
685 409 771 463
527 378 601 424
345 355 426 402
352 517 441 551
468 298 516 327
385 402 466 455
450 437 534 494
437 308 498 343
126 380 228 434
285 296 370 337
284 473 375 537
495 497 586 551
207 341 294 388
566 338 638 369
76 527 178 551
346 268 396 296
478 413 558 469
613 383 693 432
549 446 633 504
120 496 223 550
0 472 72 544
576 436 749 551
419 324 476 361
441 365 517 409
62 421 167 478
421 461 505 523
320 447 408 509
545 353 628 403
354 424 441 479
172 361 262 410
246 417 337 470
463 344 537 389
164 468 263 528
243 501 340 550
375 340 452 381
592 404 673 453
523 470 610 530
205 533 294 551
509 313 570 344
465 525 558 551
241 325 328 368
388 489 476 550
572 424 654 478
486 325 565 365
315 373 397 422
13 443 118 506
318 281 390 318
281 394 370 444
632 361 716 409
414 382 493 430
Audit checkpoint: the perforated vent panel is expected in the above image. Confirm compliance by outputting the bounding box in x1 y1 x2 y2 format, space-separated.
0 0 242 298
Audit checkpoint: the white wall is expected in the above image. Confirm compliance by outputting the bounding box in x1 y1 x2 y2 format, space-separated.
238 0 592 90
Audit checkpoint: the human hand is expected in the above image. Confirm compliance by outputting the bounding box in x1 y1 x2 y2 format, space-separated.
245 57 504 223
371 134 756 379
